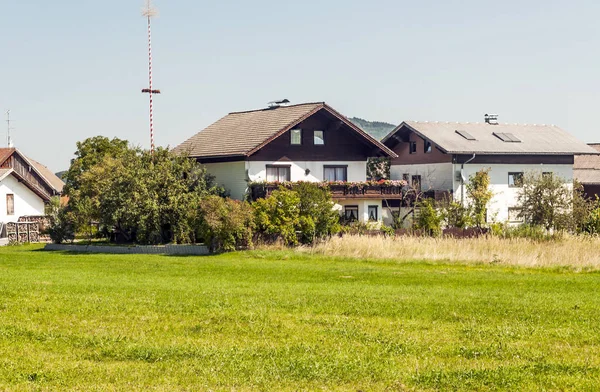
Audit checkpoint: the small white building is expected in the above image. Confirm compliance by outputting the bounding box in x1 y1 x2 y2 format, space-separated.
381 117 596 224
0 148 64 231
174 102 399 224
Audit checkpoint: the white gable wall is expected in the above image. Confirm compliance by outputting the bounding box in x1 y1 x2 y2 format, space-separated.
0 175 46 223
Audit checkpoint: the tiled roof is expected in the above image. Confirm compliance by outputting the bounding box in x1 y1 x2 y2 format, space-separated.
0 148 64 195
174 102 396 158
29 159 65 193
384 121 597 155
574 144 600 184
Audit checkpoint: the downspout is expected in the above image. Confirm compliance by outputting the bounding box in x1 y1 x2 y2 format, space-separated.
461 153 476 206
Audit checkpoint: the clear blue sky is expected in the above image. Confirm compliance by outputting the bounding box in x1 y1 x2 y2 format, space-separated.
1 0 599 171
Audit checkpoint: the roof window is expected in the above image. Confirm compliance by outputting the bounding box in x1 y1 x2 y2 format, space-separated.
456 130 476 140
493 132 521 143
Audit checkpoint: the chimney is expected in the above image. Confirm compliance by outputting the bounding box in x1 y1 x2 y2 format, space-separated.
268 99 290 109
485 114 499 125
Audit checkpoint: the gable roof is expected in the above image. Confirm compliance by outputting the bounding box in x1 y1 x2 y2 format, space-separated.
28 159 65 193
383 121 597 156
174 102 396 158
0 148 64 199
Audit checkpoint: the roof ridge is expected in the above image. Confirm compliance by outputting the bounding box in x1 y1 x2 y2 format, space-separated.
228 102 325 115
407 120 558 128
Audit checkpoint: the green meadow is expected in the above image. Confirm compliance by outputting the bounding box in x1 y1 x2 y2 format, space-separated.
0 245 599 391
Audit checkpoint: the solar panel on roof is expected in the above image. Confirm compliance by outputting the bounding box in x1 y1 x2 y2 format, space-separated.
505 133 521 142
493 132 521 143
456 130 476 140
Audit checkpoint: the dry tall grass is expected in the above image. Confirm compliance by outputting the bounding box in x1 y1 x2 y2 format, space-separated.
299 235 600 271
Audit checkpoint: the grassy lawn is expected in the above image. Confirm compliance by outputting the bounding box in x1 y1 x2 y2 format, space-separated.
0 245 599 391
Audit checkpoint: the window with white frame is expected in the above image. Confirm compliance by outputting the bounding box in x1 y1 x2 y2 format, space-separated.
266 165 291 182
314 130 324 145
344 205 359 221
290 129 302 145
368 205 378 221
324 166 347 182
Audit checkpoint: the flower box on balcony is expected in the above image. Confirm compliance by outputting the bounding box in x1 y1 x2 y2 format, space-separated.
364 185 382 195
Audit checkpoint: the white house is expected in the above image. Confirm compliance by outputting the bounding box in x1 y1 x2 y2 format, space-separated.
174 101 399 223
0 148 64 230
381 116 597 224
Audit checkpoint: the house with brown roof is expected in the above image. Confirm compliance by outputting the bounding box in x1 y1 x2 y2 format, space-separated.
382 115 596 224
174 101 399 223
0 148 64 226
574 143 600 198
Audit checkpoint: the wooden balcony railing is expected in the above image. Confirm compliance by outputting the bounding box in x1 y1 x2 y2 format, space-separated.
248 181 453 205
249 181 408 200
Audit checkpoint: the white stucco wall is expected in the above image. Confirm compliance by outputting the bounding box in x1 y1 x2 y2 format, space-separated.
455 164 574 223
0 175 45 223
203 161 248 200
390 163 454 191
248 161 368 183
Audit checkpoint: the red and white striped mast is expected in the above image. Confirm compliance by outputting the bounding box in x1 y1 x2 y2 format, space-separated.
141 0 160 154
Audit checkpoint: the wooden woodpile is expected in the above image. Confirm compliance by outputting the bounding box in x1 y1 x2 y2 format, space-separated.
5 221 41 243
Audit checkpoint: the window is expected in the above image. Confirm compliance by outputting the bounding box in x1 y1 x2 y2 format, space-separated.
324 165 347 182
409 141 417 154
6 194 14 216
456 130 476 140
412 175 422 191
424 140 432 153
402 173 410 182
508 172 524 188
314 130 324 145
266 165 291 182
291 129 302 145
494 132 521 143
508 207 523 223
344 205 359 221
368 205 378 221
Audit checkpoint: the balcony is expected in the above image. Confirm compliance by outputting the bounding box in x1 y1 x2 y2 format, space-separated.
248 181 408 200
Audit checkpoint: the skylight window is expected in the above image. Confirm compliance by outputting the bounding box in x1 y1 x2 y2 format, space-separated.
493 132 521 143
456 130 476 141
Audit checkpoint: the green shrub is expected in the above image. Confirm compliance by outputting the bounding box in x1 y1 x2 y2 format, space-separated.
584 206 600 235
414 199 443 237
380 225 396 237
46 206 75 244
198 196 254 253
443 201 472 229
294 182 341 244
254 187 300 246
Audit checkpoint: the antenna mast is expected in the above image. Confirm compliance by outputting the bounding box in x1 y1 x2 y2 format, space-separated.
141 0 161 154
5 110 13 148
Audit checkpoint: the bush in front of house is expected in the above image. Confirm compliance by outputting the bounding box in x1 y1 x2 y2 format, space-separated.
414 199 443 237
198 196 254 253
253 183 341 246
253 187 301 246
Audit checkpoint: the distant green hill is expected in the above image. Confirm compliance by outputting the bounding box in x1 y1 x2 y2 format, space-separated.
349 117 396 141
